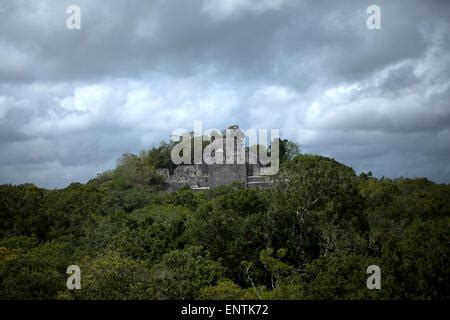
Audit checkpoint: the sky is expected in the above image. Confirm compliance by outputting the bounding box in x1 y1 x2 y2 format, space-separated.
0 0 449 188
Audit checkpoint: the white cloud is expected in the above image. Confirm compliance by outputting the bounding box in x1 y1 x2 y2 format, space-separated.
201 0 286 21
1 0 450 187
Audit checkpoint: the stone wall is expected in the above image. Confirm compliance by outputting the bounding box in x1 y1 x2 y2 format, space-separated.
156 163 273 192
209 164 247 188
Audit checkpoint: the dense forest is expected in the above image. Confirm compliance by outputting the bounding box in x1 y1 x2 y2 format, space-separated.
0 139 449 300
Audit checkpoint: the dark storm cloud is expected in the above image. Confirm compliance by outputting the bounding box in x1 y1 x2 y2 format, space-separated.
1 0 445 83
0 0 449 187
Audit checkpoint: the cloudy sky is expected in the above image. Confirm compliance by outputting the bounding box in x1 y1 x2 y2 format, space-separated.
0 0 449 188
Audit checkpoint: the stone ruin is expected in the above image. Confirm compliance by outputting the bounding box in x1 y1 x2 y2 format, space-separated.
155 129 274 192
156 162 273 192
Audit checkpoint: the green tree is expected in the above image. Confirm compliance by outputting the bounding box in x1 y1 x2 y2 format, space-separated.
278 138 301 163
148 246 223 299
259 248 304 299
0 184 48 240
381 218 450 300
64 250 151 300
199 279 260 300
303 253 382 300
113 205 190 264
269 155 368 265
0 242 72 299
186 186 269 283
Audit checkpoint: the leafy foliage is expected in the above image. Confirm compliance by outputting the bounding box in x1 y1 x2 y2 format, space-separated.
0 138 448 300
147 246 223 299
